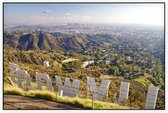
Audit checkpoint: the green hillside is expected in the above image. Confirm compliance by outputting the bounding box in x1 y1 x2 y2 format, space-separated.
3 49 165 109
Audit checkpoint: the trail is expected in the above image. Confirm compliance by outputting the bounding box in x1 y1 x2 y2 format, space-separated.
4 95 81 110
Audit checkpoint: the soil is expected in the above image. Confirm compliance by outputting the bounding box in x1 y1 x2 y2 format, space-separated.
3 95 82 110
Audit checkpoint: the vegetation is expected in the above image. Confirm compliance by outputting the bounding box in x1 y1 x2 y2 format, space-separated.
4 84 24 96
134 76 154 88
62 60 82 73
4 85 129 109
3 29 164 109
3 48 165 109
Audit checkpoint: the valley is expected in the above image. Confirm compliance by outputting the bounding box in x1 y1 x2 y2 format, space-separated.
3 24 165 109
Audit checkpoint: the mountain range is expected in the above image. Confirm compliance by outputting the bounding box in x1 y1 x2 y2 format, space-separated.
4 31 106 52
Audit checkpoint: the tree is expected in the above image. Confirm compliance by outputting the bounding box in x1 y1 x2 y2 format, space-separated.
108 67 116 76
62 60 82 73
115 67 119 76
125 73 129 79
95 52 101 61
108 66 119 76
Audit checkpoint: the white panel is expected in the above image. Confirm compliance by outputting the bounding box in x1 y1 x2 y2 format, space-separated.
72 79 80 88
55 76 63 92
55 76 80 97
36 72 52 91
64 78 71 86
87 77 96 86
119 82 130 101
87 77 97 93
55 76 62 86
16 69 31 90
87 77 111 100
145 86 159 109
10 63 19 82
96 80 111 100
90 86 97 93
72 79 80 97
63 78 71 97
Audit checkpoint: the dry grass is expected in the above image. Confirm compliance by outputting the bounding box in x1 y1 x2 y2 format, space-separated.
134 76 153 87
27 90 56 100
4 84 24 96
93 100 128 109
4 84 129 109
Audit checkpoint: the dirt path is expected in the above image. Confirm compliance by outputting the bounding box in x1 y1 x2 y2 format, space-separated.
4 95 82 110
62 58 79 63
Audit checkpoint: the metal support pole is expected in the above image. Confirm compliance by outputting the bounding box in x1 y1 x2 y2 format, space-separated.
56 91 58 102
87 86 89 98
92 93 94 109
60 90 63 97
106 89 109 102
23 78 26 96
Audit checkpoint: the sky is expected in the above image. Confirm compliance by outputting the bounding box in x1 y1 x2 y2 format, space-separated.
4 3 164 26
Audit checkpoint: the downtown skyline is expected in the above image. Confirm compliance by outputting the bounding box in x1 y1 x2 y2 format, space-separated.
4 3 164 26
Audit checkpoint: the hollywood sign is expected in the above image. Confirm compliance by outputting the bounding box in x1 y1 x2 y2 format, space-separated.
9 63 159 109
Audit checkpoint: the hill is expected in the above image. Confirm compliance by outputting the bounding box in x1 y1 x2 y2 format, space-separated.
4 31 104 52
3 29 164 109
3 50 165 109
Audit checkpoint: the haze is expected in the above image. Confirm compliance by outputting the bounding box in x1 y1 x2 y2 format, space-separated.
4 4 164 26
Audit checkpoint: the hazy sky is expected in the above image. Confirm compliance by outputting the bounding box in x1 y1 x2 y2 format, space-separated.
4 4 164 26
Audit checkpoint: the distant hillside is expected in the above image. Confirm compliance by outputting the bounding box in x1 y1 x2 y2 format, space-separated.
4 31 106 51
18 31 61 50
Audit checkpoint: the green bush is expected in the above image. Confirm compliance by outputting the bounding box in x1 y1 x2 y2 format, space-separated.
62 60 82 72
